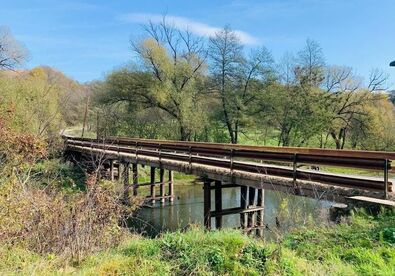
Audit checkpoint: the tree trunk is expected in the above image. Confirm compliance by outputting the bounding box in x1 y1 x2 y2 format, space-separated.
179 123 191 141
330 131 341 149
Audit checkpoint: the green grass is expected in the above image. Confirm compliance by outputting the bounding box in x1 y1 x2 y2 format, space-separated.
1 212 394 275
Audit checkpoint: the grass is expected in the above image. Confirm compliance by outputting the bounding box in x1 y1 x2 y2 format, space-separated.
1 211 394 275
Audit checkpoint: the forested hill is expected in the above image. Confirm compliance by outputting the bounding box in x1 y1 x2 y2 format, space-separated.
0 66 91 145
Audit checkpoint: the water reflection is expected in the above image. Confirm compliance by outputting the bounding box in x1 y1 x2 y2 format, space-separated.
129 184 331 238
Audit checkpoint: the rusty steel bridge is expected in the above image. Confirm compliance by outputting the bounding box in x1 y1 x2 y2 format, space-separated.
63 135 394 234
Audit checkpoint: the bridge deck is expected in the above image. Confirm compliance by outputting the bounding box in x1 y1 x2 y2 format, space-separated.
66 143 394 203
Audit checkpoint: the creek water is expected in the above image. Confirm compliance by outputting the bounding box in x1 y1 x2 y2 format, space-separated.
129 182 332 238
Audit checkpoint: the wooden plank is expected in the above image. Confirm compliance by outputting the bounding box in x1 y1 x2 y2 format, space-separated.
209 183 241 190
211 206 265 217
138 180 172 187
346 196 395 207
145 195 173 200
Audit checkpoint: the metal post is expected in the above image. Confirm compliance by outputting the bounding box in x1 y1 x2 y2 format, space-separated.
214 180 222 229
150 167 156 204
203 179 212 229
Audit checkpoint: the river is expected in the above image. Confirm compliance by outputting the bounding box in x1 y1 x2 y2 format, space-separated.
129 182 332 238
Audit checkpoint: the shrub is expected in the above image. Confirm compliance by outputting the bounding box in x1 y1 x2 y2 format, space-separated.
0 172 136 263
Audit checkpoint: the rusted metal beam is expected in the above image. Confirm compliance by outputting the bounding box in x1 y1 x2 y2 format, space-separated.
63 136 395 197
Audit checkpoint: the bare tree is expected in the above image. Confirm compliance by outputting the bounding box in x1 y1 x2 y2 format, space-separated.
295 39 325 88
0 26 27 70
367 68 388 92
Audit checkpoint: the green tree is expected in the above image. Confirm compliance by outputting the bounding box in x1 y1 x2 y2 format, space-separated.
209 27 273 144
95 19 208 141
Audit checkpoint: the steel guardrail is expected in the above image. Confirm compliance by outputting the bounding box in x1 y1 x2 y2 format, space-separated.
62 135 394 195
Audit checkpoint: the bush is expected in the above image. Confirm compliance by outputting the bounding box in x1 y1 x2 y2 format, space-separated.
0 172 135 263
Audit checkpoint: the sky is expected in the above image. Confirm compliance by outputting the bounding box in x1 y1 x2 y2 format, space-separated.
1 0 395 87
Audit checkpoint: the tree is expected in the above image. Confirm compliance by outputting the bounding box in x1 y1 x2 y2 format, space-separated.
254 43 328 147
0 26 27 70
295 39 325 88
209 27 273 144
0 67 66 147
349 94 395 150
323 67 388 149
128 18 207 140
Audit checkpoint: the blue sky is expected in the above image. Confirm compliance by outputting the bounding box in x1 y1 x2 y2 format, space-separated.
2 0 395 87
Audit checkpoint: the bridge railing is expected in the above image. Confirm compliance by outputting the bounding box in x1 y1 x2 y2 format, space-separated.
62 135 394 198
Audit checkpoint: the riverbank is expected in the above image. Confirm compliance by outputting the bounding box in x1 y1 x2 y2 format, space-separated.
1 211 393 275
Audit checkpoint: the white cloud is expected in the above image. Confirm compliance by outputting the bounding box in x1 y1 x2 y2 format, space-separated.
118 13 259 45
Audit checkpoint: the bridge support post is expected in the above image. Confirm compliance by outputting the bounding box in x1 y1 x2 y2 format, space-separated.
110 160 115 181
132 164 138 196
159 168 165 204
168 170 174 203
203 179 212 229
240 185 248 229
256 189 264 237
122 162 130 203
384 159 389 199
247 187 256 231
214 180 223 229
150 167 156 204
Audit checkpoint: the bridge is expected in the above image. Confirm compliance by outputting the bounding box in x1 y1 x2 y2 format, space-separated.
63 135 394 234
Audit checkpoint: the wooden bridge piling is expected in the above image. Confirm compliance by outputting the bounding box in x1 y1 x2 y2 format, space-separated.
214 180 223 229
247 187 256 230
240 185 248 229
203 180 265 235
256 189 264 237
159 168 165 204
110 160 115 181
132 163 138 196
203 179 212 229
122 162 130 203
168 170 174 202
150 167 156 204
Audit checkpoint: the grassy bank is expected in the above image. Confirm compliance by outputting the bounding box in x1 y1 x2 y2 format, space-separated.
1 211 394 275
